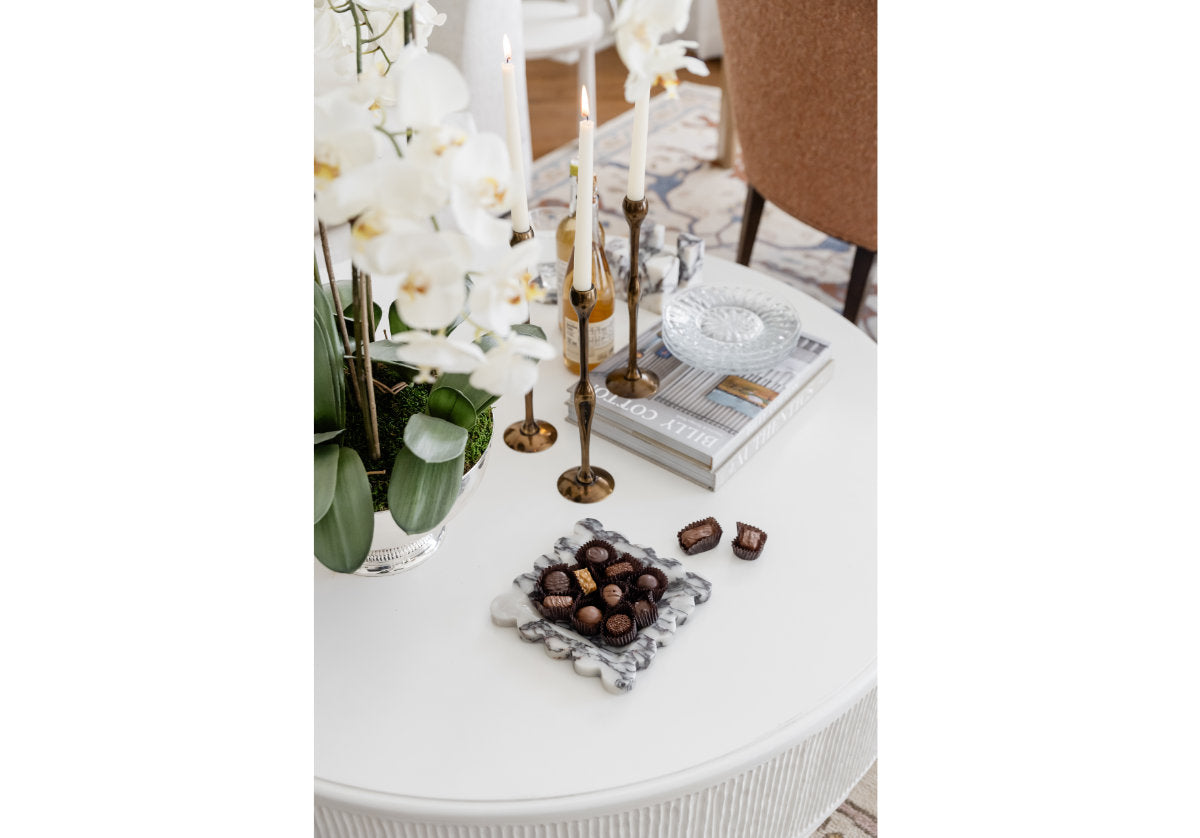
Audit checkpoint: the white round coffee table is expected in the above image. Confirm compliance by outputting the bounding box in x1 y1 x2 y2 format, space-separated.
315 258 877 837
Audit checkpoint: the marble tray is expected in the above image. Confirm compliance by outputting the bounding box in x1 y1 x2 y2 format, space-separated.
490 518 713 693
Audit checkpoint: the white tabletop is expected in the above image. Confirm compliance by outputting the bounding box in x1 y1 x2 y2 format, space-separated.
315 258 876 820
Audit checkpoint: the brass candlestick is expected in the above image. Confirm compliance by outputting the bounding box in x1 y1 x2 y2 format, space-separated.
503 226 558 453
557 283 615 503
605 196 659 398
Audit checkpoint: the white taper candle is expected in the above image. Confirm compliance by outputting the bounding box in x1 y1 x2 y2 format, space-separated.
626 91 649 202
573 86 594 291
501 34 530 233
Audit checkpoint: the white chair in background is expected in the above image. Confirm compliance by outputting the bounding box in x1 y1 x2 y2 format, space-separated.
522 0 607 120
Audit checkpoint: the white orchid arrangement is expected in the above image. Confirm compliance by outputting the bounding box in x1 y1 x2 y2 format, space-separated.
612 0 709 102
314 0 552 573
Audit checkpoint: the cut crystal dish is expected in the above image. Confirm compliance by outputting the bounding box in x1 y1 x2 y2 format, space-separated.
660 286 802 374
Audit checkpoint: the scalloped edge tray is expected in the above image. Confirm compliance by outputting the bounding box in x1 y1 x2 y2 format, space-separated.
490 518 713 693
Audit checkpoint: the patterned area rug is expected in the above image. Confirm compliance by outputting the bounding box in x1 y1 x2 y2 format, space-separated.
807 762 878 838
528 82 878 340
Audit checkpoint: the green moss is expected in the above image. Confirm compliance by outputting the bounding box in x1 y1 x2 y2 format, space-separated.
342 362 493 512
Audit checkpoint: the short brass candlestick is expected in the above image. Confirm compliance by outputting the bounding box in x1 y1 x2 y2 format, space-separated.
503 226 558 453
557 283 615 503
605 196 659 398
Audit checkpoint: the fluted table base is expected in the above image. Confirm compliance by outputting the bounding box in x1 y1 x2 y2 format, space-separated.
316 685 876 838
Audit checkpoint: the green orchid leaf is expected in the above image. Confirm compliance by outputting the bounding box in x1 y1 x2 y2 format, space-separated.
315 314 342 433
387 445 465 535
314 443 340 522
314 447 373 573
314 285 346 427
477 332 499 354
402 413 468 463
322 280 384 341
427 386 478 430
314 429 344 445
511 323 548 342
433 373 494 412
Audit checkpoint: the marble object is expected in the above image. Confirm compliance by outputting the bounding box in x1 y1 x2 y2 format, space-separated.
605 233 682 314
677 232 705 291
490 518 712 693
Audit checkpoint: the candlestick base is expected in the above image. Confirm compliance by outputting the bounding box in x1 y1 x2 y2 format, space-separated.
605 368 660 399
503 419 558 453
509 227 534 245
556 466 615 504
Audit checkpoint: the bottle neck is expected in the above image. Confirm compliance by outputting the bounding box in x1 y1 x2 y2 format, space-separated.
589 188 601 240
567 176 578 216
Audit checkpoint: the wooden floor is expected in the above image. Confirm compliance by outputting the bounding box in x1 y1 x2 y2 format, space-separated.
525 46 723 159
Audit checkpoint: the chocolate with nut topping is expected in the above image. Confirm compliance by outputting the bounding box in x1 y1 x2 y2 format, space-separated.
573 567 597 594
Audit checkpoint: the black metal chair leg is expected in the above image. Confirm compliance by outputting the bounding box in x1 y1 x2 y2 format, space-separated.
842 246 876 324
737 184 765 266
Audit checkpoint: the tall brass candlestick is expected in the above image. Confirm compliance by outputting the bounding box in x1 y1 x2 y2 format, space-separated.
557 283 615 503
503 226 557 452
605 196 659 398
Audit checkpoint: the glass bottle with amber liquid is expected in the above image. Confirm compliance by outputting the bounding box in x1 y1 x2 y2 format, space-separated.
555 159 605 293
560 175 614 373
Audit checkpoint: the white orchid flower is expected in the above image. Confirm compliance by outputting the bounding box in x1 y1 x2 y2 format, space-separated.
366 231 472 330
390 51 470 131
314 87 377 192
469 334 556 398
315 1 360 95
465 239 541 336
613 0 708 102
390 331 486 383
624 38 709 101
449 132 513 248
611 0 692 38
411 1 447 50
402 121 469 195
356 0 415 11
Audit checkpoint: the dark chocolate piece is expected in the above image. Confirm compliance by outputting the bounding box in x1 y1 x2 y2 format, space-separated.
602 584 623 607
576 605 602 627
636 573 659 591
543 595 573 608
543 570 570 594
606 614 632 635
584 545 609 563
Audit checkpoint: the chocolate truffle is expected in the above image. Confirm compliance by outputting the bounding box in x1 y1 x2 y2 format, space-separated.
584 545 609 564
543 595 573 608
606 614 632 635
605 561 633 578
543 570 570 594
636 573 659 592
602 584 623 607
576 605 602 627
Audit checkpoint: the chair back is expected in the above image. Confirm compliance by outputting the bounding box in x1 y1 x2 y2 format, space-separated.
716 0 877 251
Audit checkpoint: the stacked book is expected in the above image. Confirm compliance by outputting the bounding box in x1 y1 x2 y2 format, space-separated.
565 325 834 490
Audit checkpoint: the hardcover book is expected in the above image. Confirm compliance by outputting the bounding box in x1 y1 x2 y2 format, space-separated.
564 325 834 489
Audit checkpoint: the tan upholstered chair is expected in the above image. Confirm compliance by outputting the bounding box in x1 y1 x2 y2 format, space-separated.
715 0 877 324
